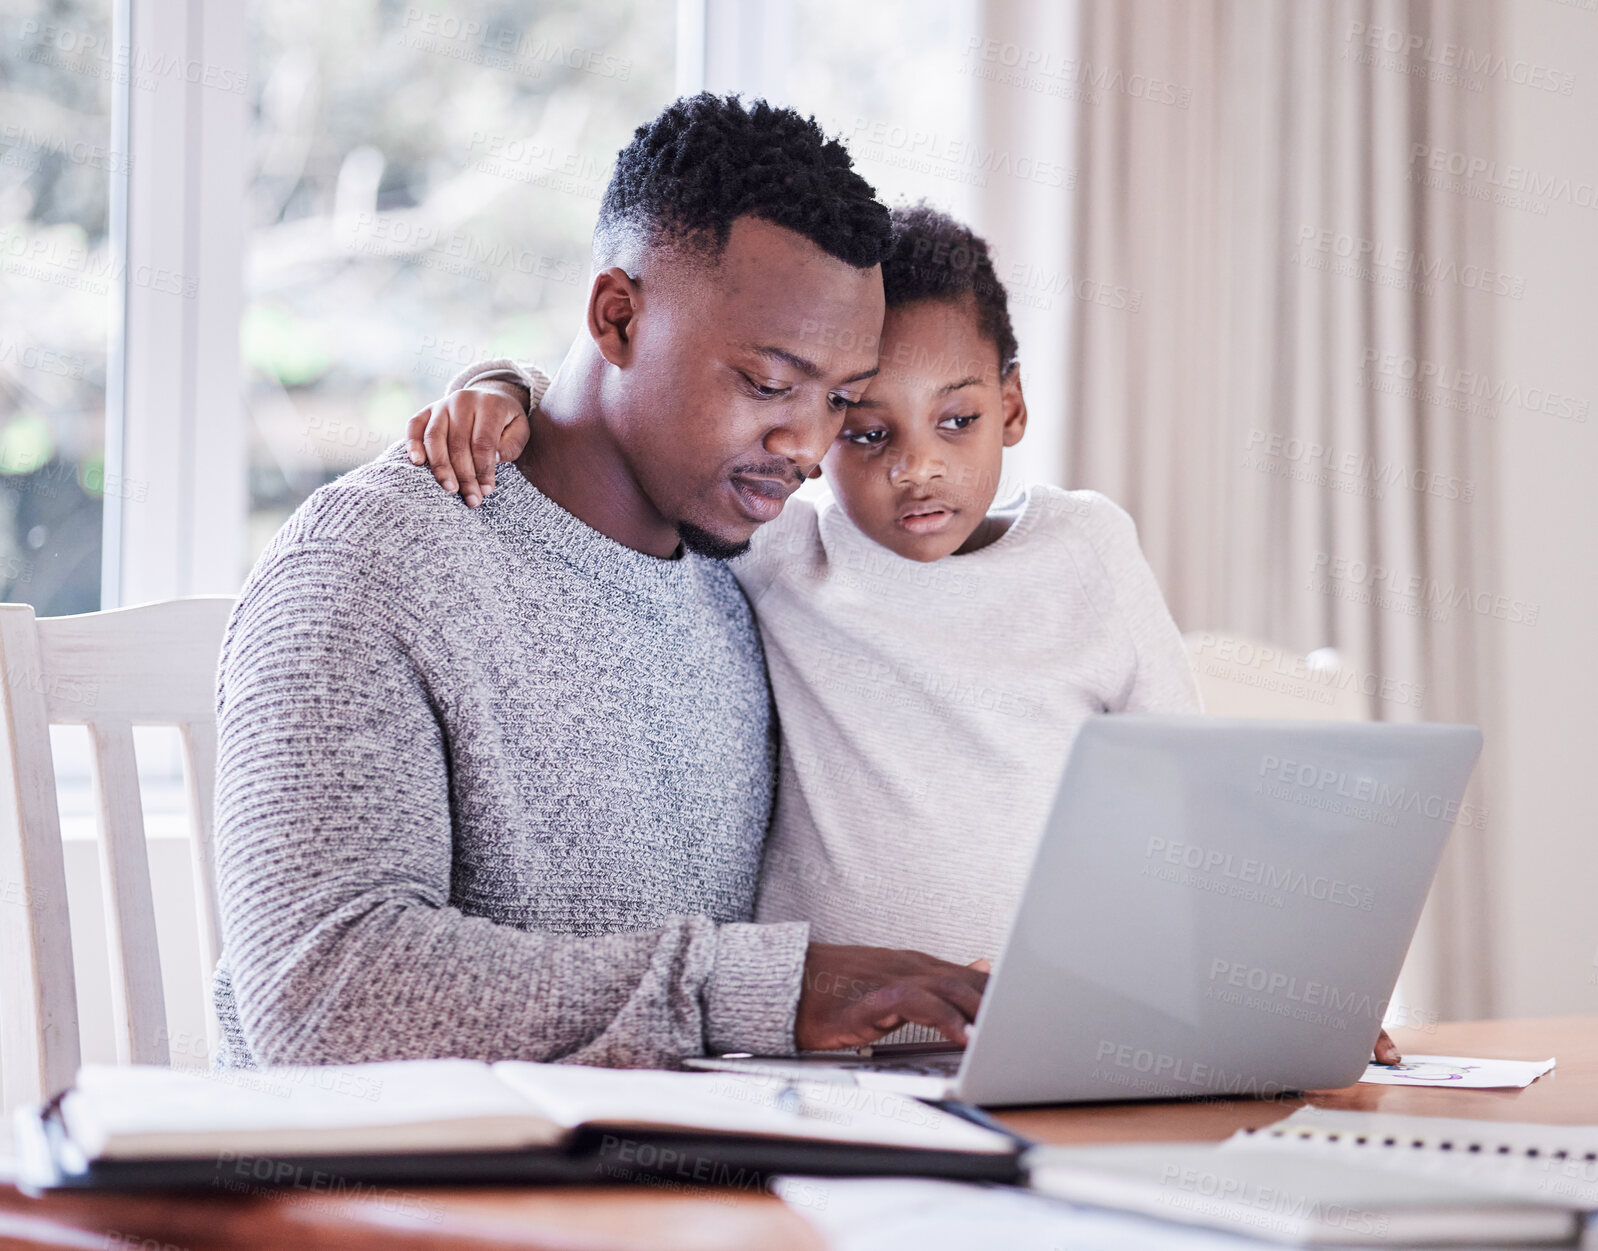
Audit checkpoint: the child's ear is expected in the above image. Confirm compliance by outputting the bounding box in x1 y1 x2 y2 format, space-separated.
1000 367 1028 447
588 267 640 366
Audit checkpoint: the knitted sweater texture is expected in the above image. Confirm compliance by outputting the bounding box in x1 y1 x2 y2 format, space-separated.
210 434 806 1069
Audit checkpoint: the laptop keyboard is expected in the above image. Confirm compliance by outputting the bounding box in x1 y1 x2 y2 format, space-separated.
839 1053 964 1077
790 1047 965 1077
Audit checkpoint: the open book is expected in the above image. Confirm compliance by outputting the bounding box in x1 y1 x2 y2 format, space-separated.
17 1059 1023 1193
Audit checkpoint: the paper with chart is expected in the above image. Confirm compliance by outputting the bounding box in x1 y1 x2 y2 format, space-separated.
1359 1054 1555 1088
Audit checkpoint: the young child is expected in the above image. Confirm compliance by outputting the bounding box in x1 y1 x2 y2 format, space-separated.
414 205 1201 971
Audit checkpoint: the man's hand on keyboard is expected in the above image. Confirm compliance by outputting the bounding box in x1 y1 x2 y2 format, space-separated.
796 944 989 1051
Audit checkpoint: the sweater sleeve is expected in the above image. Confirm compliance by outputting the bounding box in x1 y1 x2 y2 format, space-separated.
447 358 551 407
213 535 806 1070
1078 493 1204 716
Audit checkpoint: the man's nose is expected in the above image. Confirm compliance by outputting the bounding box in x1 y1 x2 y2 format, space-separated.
763 397 841 476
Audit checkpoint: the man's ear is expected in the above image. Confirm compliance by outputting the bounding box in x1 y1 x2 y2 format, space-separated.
588 267 640 366
1000 367 1028 447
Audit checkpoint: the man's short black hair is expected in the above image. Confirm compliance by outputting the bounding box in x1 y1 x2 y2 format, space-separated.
595 93 893 270
882 204 1019 376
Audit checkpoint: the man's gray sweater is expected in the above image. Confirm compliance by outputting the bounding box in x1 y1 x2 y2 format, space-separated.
210 444 808 1069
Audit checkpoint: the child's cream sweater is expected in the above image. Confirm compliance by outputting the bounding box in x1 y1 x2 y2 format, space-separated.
447 360 1201 977
736 485 1202 965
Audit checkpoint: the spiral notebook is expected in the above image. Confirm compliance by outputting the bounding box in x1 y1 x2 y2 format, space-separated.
1232 1106 1598 1209
1026 1109 1598 1245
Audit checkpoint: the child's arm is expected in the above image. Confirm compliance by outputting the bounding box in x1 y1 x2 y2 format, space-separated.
405 362 818 598
405 360 545 506
1080 493 1205 716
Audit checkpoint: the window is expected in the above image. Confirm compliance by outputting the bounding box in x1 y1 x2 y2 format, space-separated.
244 0 675 562
6 0 1000 598
763 0 981 218
0 0 122 615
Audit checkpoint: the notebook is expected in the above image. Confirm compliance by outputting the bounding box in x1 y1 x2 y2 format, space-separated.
15 1059 1025 1194
1026 1137 1581 1245
1232 1106 1598 1208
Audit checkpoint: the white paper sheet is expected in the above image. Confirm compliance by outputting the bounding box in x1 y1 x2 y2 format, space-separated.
1358 1054 1556 1088
774 1176 1269 1250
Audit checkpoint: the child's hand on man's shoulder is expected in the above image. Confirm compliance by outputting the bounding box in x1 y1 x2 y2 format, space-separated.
407 380 532 507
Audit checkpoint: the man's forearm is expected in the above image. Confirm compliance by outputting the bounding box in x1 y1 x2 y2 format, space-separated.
228 887 806 1068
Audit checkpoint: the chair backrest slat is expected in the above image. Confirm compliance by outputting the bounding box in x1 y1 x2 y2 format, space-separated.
180 720 223 1052
89 719 170 1066
0 605 81 1111
0 596 233 1109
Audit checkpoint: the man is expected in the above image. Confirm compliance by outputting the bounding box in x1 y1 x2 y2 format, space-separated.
212 94 987 1069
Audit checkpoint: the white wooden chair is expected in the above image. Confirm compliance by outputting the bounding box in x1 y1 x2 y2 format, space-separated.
1182 630 1424 1027
1183 631 1370 722
0 596 234 1111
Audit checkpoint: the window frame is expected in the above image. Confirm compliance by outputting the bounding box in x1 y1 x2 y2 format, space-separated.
102 0 247 607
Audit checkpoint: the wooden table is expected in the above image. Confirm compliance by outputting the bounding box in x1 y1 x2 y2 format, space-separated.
1002 1015 1595 1145
1 1017 1589 1251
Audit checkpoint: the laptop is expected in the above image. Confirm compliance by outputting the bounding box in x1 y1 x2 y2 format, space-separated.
685 715 1483 1107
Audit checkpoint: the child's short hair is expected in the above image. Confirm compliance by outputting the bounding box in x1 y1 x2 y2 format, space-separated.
882 204 1019 377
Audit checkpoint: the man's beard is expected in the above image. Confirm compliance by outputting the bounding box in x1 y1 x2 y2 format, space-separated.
677 521 751 562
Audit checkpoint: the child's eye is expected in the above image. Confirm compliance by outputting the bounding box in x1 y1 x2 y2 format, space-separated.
842 428 888 446
938 414 980 431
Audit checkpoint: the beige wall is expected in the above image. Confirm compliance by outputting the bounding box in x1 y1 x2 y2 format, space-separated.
1494 1 1598 1018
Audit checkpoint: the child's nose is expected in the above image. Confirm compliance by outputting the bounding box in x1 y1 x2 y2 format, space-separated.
890 451 945 487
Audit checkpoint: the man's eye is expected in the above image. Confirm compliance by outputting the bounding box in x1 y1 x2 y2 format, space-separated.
842 429 887 446
742 374 791 399
939 414 980 430
827 392 861 412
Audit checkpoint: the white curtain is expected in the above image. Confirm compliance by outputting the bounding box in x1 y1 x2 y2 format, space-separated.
1033 0 1504 1019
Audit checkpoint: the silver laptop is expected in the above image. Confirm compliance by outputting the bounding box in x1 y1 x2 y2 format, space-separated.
686 715 1483 1107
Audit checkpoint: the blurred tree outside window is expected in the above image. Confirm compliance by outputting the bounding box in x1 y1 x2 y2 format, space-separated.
246 0 674 563
0 0 120 616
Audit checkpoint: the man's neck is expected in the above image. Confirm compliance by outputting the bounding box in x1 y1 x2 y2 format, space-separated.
514 350 682 559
